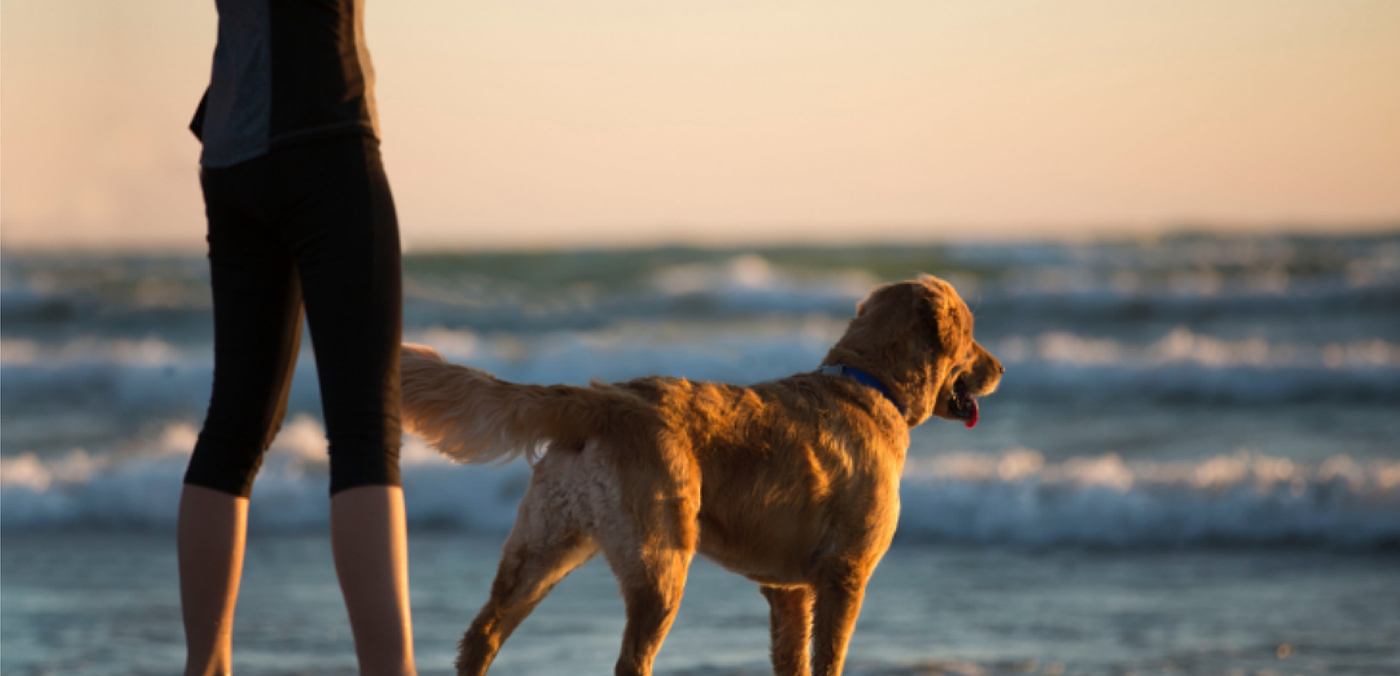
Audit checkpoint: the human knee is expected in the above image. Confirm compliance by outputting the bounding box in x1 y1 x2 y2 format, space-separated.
328 440 402 495
184 434 268 498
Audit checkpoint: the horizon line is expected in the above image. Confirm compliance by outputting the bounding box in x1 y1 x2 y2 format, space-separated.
2 219 1397 256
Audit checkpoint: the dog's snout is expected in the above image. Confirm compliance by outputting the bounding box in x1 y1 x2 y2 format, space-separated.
998 364 1006 374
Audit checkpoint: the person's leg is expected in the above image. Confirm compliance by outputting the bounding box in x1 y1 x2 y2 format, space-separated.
331 485 416 676
178 486 248 676
279 135 415 676
181 160 303 676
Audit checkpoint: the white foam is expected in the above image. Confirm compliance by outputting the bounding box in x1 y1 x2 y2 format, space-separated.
648 254 876 309
998 328 1400 369
4 323 1397 452
5 421 1397 547
0 336 189 366
899 449 1400 547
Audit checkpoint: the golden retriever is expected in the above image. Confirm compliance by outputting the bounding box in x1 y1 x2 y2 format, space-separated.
399 274 1003 676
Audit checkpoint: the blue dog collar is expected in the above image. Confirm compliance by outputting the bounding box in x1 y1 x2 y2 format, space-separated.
818 364 906 416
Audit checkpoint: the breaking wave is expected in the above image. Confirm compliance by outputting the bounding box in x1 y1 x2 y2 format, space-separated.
4 327 1398 421
4 420 1397 548
898 449 1400 548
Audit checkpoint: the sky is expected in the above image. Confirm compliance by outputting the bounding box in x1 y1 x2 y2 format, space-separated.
2 0 1398 251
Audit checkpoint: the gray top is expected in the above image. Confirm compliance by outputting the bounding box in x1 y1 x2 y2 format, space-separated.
192 0 380 168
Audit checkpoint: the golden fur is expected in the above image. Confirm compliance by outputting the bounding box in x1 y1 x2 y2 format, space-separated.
400 275 1003 676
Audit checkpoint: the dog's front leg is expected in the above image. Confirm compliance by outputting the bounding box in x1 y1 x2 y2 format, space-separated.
809 563 873 676
761 584 813 676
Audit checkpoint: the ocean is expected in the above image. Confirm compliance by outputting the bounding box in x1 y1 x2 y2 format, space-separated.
3 233 1399 675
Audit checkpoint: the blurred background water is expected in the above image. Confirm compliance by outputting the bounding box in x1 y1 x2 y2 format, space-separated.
3 232 1399 675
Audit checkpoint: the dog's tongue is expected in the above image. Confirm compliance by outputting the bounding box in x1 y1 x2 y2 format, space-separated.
963 398 979 429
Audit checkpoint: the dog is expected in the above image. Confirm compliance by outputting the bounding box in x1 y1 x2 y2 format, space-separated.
399 274 1003 676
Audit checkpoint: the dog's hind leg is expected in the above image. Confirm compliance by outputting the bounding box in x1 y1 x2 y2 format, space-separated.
761 584 814 676
599 473 700 676
602 539 694 676
455 495 598 675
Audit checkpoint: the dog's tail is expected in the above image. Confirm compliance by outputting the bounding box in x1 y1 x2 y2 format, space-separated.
400 343 651 465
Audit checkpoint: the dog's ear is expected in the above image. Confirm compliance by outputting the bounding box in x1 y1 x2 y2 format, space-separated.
855 280 922 317
853 281 914 324
915 274 968 361
850 280 951 366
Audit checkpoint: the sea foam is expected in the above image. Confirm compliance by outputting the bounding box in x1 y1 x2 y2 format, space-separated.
4 420 1396 548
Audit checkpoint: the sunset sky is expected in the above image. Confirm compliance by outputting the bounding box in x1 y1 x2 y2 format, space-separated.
2 0 1398 251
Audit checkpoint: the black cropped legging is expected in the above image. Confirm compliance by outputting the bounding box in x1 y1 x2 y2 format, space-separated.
184 134 402 497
